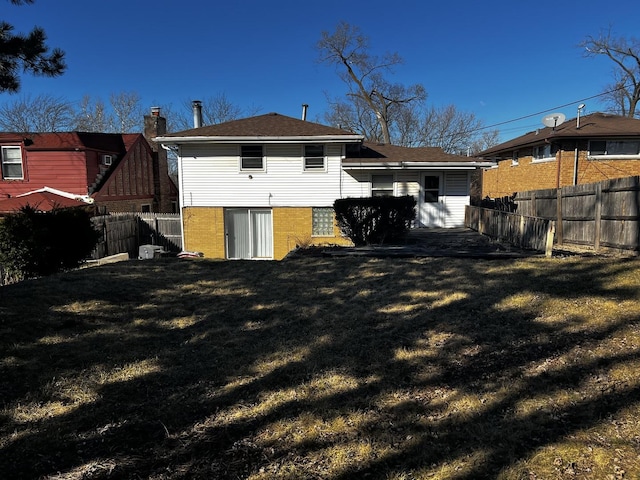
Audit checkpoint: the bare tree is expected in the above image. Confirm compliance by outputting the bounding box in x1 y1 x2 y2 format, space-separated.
74 95 112 132
0 93 73 131
317 21 426 144
172 93 256 131
324 95 383 142
109 91 144 132
419 105 487 154
1 0 66 93
581 30 640 117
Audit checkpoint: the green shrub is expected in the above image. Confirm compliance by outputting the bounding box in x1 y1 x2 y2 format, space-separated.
333 196 416 246
0 206 100 283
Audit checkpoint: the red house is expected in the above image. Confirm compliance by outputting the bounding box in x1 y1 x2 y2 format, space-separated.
0 109 176 213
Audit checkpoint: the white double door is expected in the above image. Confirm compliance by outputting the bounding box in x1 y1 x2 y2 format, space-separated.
225 208 273 259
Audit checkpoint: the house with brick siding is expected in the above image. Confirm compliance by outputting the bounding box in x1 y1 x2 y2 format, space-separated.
155 111 491 260
0 109 176 214
478 112 640 199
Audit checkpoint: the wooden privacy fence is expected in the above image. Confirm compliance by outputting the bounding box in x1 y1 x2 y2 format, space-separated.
91 213 181 259
465 206 555 256
514 176 640 252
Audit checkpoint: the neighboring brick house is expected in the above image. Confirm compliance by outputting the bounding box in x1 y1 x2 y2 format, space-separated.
477 112 640 198
155 112 491 260
0 109 176 213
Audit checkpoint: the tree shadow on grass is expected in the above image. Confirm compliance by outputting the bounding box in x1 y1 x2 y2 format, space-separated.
1 256 640 478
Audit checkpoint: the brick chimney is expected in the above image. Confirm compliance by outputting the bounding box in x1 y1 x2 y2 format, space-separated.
144 107 172 213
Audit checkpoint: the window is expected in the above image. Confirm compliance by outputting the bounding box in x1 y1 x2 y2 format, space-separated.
511 151 519 166
532 144 558 161
241 145 263 170
304 144 325 170
141 204 151 213
312 207 334 236
102 154 113 166
424 175 439 203
589 140 640 158
1 146 23 179
371 174 394 196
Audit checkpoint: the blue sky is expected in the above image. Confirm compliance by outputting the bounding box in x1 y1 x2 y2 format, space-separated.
4 0 640 141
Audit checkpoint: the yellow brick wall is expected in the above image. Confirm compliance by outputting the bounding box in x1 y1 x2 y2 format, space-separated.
482 143 640 198
182 207 226 258
183 206 351 260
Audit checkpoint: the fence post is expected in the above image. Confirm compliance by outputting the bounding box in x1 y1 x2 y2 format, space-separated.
545 221 555 257
594 183 602 252
556 188 563 246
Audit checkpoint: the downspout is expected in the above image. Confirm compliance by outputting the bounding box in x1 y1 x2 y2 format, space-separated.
162 143 185 252
573 143 579 185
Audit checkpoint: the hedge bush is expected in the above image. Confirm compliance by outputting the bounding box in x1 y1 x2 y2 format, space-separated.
0 206 100 283
334 196 416 246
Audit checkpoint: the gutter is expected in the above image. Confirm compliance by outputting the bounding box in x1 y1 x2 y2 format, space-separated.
154 135 364 145
342 161 495 170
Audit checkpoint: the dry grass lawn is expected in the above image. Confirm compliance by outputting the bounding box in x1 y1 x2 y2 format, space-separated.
1 253 640 479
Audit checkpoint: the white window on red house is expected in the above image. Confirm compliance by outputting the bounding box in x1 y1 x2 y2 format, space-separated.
1 146 23 179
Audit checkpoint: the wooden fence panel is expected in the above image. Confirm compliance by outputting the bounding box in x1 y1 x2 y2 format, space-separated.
465 206 554 255
509 176 640 252
137 213 182 252
91 213 182 260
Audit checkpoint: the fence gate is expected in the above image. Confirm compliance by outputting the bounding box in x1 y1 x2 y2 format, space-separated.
91 213 182 259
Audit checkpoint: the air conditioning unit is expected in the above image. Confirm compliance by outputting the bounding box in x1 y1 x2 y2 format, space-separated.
138 245 164 260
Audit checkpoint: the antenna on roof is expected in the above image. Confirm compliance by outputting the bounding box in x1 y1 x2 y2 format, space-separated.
542 113 566 131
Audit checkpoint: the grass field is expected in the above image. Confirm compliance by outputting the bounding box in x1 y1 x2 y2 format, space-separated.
1 253 640 479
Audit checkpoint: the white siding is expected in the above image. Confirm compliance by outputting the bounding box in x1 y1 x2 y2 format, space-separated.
180 143 344 207
443 172 470 228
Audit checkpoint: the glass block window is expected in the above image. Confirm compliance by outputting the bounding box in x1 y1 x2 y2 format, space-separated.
312 207 334 236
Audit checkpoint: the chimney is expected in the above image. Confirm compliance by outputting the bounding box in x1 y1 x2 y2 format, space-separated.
143 107 171 213
301 104 308 121
192 100 203 128
144 107 166 148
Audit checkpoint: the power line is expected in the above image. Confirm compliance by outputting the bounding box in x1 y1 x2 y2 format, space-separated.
475 84 629 135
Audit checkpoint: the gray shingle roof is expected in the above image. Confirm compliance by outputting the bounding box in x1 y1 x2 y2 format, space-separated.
163 112 360 138
477 112 640 157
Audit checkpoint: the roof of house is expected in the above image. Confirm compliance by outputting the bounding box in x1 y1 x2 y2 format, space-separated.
0 188 91 213
0 132 140 153
477 112 640 158
343 142 492 168
157 112 364 141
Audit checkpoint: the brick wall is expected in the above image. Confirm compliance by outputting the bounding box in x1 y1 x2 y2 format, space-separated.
182 207 225 258
482 141 640 198
183 206 351 260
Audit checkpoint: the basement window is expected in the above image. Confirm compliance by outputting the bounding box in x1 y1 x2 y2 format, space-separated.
1 146 23 179
312 207 334 236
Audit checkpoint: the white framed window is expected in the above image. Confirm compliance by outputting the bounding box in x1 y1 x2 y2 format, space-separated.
304 144 326 171
312 207 334 236
589 140 640 159
371 174 394 196
102 154 113 166
532 144 558 162
1 146 23 179
240 145 264 170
